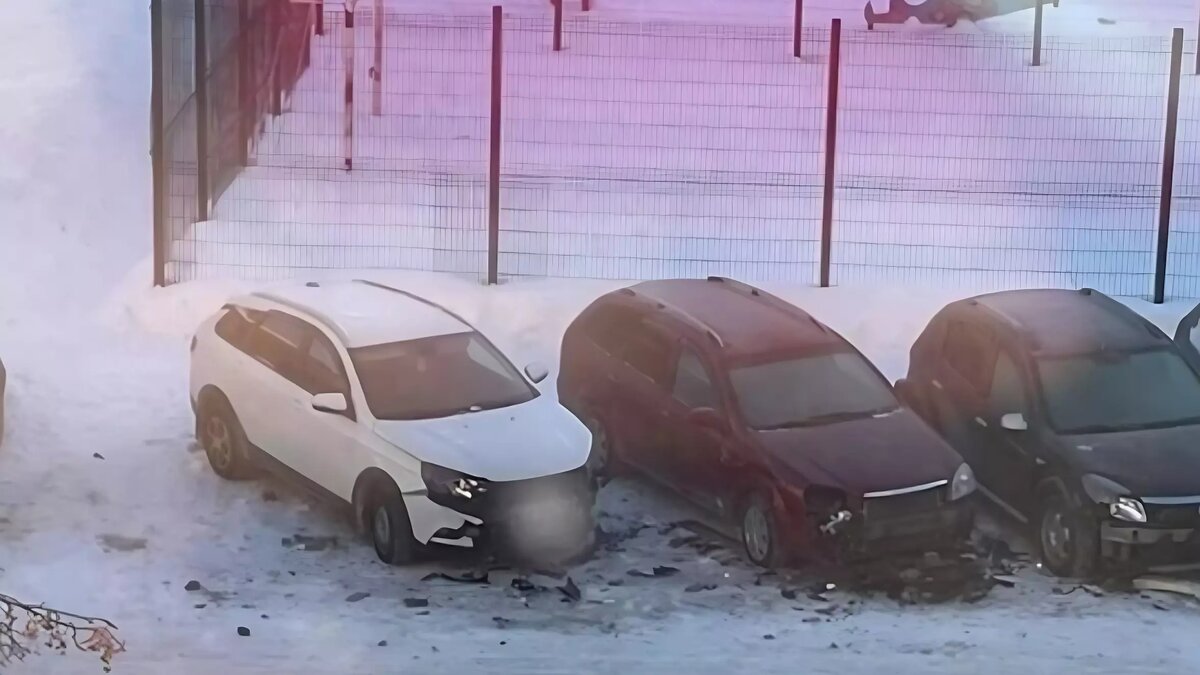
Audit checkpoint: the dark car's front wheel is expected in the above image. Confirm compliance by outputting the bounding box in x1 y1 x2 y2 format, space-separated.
741 490 786 568
1038 493 1099 578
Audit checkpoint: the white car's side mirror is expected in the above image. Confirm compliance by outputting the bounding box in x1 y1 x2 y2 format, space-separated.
1000 412 1028 431
312 392 348 414
524 361 549 384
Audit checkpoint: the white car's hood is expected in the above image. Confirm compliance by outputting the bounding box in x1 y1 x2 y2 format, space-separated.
373 394 591 482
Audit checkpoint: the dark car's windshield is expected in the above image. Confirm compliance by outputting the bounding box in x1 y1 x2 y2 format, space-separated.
1037 348 1200 434
349 331 536 421
730 351 899 430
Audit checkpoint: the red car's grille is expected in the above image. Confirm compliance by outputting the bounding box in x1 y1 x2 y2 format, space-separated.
863 487 945 521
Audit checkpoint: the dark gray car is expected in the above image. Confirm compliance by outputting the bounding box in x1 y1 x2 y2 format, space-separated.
896 288 1200 577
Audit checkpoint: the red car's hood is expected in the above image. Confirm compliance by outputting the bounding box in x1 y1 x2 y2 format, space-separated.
753 408 963 497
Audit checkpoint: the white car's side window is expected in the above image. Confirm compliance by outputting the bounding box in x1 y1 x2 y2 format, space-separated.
467 336 511 379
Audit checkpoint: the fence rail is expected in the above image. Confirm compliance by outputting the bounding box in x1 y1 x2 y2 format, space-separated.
152 4 1200 300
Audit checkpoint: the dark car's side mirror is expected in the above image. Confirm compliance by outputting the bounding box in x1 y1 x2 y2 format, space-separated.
1000 412 1028 432
688 407 726 433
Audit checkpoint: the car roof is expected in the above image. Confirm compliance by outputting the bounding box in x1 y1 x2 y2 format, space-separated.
242 280 473 348
963 288 1169 356
623 277 844 359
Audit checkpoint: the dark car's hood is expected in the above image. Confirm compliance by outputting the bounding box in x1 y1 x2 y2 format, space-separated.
753 409 963 497
1063 425 1200 497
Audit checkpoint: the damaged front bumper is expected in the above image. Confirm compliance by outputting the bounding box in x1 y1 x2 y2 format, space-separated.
419 466 597 565
813 491 975 561
1100 523 1200 568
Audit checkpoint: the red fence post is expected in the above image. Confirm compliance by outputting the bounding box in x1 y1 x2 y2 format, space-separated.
819 19 842 288
1032 0 1044 66
582 0 590 10
194 0 210 221
793 0 804 58
1155 28 1184 304
316 2 324 35
151 0 166 287
553 0 563 52
344 5 354 170
270 0 282 116
237 0 251 166
488 5 504 284
373 0 383 115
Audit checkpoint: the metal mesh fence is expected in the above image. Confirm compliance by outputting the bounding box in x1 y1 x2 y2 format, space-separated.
498 17 826 281
833 32 1174 295
154 6 1199 298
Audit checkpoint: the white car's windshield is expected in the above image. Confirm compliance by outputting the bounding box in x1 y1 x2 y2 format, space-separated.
350 331 536 421
1037 348 1200 434
730 351 899 430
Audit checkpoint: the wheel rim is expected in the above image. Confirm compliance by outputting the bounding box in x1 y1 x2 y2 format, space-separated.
205 416 233 469
1041 505 1073 569
373 506 392 550
743 504 772 563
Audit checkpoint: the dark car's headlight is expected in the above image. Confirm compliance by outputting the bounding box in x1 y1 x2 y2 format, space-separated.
1080 473 1146 523
948 463 977 501
421 463 486 500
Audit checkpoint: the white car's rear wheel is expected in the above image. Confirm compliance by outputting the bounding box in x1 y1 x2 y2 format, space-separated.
199 397 255 480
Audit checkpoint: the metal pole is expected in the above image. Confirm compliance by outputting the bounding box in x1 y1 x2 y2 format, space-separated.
488 5 504 284
151 0 166 287
237 0 251 166
793 0 804 58
194 0 210 222
1195 9 1200 75
373 0 383 115
269 0 281 116
344 5 355 170
316 2 324 36
582 0 590 10
1155 28 1184 304
820 19 841 288
553 0 563 52
1032 0 1044 66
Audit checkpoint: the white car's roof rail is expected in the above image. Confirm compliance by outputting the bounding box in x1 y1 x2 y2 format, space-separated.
352 279 477 334
248 291 352 345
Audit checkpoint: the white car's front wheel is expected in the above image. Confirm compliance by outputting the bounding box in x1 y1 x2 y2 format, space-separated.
367 481 422 565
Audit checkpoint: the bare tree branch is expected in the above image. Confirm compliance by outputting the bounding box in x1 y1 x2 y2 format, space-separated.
0 593 124 672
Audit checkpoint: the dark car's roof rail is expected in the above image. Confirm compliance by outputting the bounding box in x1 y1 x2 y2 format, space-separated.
1077 287 1171 342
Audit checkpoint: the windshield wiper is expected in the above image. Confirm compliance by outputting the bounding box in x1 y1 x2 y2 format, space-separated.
1066 415 1200 435
757 406 898 431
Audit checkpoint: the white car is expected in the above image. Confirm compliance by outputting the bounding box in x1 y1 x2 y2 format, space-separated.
189 279 595 565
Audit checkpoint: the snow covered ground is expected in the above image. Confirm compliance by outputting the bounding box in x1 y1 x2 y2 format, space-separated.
5 0 1200 673
173 0 1200 297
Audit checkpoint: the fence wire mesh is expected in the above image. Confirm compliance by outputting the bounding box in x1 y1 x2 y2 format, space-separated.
156 6 1200 298
833 32 1174 296
498 17 826 281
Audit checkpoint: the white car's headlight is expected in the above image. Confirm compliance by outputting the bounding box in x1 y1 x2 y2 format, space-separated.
1080 473 1146 523
949 463 977 501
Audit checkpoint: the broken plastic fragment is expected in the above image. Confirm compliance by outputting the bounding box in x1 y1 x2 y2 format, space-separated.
819 510 853 535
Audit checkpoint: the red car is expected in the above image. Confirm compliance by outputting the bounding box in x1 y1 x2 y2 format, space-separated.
558 277 975 566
